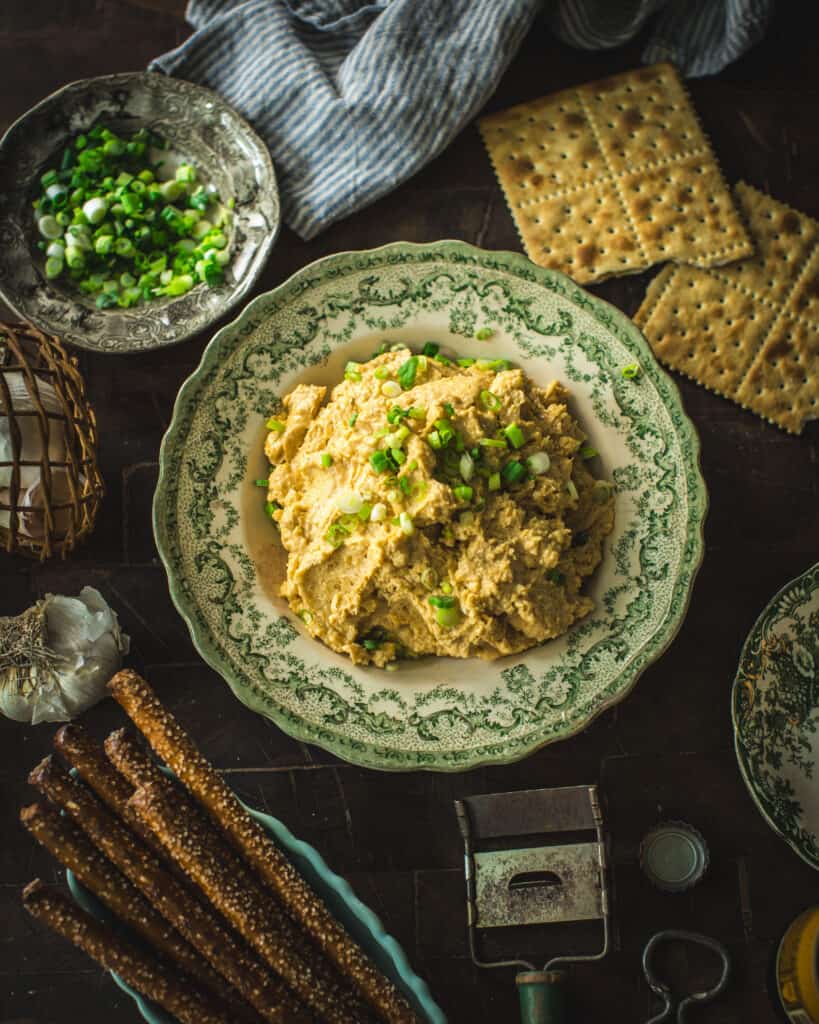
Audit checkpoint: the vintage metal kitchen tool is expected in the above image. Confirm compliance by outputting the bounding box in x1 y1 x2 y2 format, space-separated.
641 930 730 1023
454 785 609 1024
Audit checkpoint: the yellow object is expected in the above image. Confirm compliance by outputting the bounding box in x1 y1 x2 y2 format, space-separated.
777 907 819 1023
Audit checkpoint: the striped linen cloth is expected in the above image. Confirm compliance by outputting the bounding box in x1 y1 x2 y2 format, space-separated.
549 0 775 78
151 0 539 240
152 0 773 240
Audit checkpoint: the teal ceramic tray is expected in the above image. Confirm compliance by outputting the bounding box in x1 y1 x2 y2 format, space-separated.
67 784 444 1023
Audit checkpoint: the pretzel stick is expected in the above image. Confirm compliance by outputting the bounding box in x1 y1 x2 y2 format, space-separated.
22 880 231 1024
109 669 419 1024
53 723 165 856
105 727 168 788
19 802 259 1024
107 725 376 1018
28 756 308 1024
130 780 377 1024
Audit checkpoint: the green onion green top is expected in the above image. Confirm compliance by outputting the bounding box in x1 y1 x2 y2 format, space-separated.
397 356 420 390
32 126 231 308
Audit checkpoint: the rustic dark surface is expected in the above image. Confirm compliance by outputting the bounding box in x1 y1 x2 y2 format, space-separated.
1 3 818 1023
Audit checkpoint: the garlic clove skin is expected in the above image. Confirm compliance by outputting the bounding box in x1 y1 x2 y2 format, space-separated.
0 586 130 725
1 371 66 467
18 469 83 541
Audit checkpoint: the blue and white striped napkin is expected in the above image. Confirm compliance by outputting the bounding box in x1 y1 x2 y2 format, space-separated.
550 0 774 79
152 0 539 240
152 0 773 241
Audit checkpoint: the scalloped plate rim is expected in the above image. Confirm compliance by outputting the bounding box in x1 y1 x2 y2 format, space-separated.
731 561 819 871
154 239 707 772
0 70 280 354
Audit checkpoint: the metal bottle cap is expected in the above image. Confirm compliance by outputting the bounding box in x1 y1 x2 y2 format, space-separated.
639 821 709 892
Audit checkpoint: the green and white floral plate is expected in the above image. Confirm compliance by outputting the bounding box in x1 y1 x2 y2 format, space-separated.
154 240 707 772
733 563 819 870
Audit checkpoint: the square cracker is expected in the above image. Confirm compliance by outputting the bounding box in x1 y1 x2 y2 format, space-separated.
634 183 819 434
479 62 753 284
515 184 644 281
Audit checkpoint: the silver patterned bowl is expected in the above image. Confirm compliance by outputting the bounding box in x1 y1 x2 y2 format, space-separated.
0 72 279 354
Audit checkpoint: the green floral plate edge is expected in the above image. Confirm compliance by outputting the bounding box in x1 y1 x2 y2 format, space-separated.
154 240 708 772
731 562 819 870
67 771 445 1023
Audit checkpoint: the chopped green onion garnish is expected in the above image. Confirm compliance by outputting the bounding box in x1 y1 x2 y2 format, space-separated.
429 594 456 609
265 500 280 519
320 453 333 468
479 389 501 411
254 478 269 487
621 363 641 380
408 407 426 420
435 605 461 628
398 476 411 495
440 581 453 595
326 522 351 547
579 445 598 459
502 460 528 486
427 430 443 451
387 406 405 424
370 450 390 473
344 361 362 382
527 452 551 475
443 402 455 417
475 327 495 340
503 423 526 449
479 437 505 448
457 357 476 367
453 484 473 503
397 356 419 390
266 417 286 433
374 366 390 380
391 447 406 465
349 413 358 427
488 472 501 491
421 341 439 356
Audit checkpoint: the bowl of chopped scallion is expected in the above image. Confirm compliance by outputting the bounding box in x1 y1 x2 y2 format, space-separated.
0 72 279 353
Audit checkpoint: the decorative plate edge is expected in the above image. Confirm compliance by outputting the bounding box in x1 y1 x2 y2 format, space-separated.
67 786 446 1024
0 71 280 355
731 561 819 871
153 239 708 772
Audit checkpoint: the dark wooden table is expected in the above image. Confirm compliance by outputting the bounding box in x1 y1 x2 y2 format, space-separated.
2 3 818 1022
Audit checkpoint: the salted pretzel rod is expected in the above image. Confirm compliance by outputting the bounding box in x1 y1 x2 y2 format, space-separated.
19 802 259 1022
109 669 419 1024
130 780 378 1024
22 880 231 1024
108 727 376 1020
28 756 309 1024
105 727 169 789
53 723 165 856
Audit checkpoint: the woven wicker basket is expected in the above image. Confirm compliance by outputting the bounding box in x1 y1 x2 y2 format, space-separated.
0 322 103 559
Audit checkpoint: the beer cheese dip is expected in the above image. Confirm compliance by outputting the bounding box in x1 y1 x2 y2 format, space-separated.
263 343 615 668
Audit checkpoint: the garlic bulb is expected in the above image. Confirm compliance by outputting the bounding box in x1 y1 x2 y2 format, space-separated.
0 372 68 533
0 587 130 724
18 468 82 541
